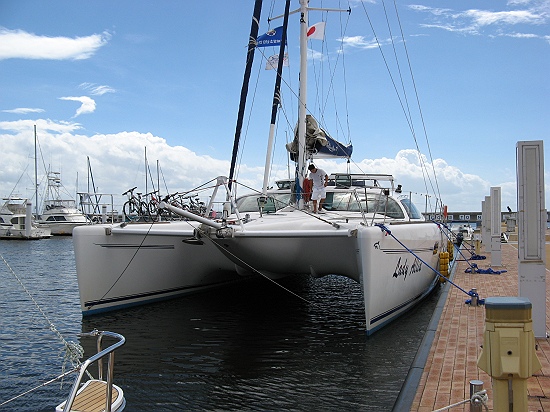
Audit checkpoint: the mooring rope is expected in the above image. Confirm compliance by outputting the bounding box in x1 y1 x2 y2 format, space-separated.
0 254 84 371
435 221 481 272
436 222 506 275
93 220 155 307
431 389 489 412
0 366 79 407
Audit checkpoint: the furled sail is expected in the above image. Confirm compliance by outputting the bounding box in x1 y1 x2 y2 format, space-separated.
286 114 353 160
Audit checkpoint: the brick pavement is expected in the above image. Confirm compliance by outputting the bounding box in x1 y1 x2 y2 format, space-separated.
410 240 550 412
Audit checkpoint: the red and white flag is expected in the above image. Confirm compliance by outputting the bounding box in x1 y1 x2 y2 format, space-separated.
307 22 325 40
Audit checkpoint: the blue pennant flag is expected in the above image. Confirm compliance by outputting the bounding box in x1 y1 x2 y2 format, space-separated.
315 135 353 158
257 26 283 47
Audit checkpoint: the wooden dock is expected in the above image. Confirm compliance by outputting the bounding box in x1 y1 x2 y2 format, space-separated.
406 238 550 412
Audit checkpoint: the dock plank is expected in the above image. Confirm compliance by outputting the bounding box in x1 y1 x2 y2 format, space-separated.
410 239 550 412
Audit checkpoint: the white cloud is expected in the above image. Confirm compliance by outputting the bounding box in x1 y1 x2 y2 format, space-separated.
2 108 45 114
79 83 116 96
464 9 545 26
0 119 543 213
340 35 381 50
309 149 517 212
409 3 549 37
0 28 110 60
59 96 96 117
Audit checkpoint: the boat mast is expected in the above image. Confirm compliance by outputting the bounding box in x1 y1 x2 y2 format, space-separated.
228 0 263 192
34 124 39 218
262 0 291 194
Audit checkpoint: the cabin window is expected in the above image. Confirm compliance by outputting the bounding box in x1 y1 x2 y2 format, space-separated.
235 193 291 213
47 216 68 221
325 192 405 219
400 198 423 219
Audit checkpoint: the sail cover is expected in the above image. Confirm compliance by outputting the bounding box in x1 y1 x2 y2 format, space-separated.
286 115 353 160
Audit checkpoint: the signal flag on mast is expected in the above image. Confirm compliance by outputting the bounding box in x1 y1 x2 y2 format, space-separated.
307 22 325 40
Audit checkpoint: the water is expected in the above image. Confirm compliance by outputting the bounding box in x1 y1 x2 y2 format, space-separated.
0 237 440 411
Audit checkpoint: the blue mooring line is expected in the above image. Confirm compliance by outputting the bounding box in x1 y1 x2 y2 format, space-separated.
435 221 480 271
375 223 483 305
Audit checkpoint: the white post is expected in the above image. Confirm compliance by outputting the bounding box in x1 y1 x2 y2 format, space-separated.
482 195 491 253
490 187 502 266
25 201 32 238
517 140 546 338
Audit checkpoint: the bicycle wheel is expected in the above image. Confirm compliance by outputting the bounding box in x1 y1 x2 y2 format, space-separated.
139 201 152 222
148 201 160 222
123 200 140 221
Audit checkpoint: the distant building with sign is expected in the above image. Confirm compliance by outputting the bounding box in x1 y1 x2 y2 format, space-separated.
422 210 550 227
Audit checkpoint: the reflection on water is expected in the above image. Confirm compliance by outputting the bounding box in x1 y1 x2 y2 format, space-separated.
81 276 440 411
1 237 440 411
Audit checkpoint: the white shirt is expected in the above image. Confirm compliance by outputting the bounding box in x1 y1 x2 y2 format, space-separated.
309 168 327 188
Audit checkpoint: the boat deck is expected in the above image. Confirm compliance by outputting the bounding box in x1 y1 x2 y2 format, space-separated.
409 237 550 411
59 380 120 412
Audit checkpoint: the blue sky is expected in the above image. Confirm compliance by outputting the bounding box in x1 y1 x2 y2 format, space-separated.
0 0 548 213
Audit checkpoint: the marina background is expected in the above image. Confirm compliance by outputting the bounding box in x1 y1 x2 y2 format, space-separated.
1 237 440 411
1 0 549 212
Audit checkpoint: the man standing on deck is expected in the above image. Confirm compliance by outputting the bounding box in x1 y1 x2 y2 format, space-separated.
308 164 328 213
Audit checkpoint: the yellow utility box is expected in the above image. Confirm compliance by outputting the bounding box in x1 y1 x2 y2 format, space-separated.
477 297 542 411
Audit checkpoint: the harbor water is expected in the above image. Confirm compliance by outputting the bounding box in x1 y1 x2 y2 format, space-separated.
0 237 440 411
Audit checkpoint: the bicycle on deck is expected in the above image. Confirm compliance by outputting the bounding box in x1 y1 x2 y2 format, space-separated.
122 187 150 222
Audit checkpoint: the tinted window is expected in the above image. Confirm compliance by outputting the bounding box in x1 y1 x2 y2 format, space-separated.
325 192 404 219
235 193 291 213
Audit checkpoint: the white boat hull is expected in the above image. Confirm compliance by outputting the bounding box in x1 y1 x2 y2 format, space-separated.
215 215 359 280
0 225 51 239
44 221 88 235
73 221 243 315
356 223 441 334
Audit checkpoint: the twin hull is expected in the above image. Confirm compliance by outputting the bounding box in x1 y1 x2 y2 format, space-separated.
73 218 441 335
213 217 441 335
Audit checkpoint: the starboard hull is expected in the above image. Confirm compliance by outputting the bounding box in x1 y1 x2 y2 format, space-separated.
356 222 441 335
212 213 441 335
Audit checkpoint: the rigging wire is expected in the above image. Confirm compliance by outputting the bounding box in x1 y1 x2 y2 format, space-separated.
391 0 442 203
381 0 438 207
358 0 442 211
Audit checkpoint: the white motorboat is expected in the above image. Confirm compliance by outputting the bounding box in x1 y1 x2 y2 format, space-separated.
0 197 51 240
450 222 475 242
38 172 90 235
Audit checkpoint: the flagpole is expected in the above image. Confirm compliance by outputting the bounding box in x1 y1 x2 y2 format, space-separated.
262 0 291 194
296 0 309 210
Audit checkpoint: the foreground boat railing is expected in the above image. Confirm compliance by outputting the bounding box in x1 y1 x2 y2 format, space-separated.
59 330 126 412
